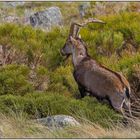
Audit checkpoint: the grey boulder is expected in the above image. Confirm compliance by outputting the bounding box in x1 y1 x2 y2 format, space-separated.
37 115 80 129
78 2 91 18
29 7 63 30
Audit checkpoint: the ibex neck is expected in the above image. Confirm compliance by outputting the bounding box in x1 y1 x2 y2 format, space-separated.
72 53 88 68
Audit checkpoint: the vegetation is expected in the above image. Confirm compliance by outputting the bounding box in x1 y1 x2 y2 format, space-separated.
0 2 140 138
0 94 121 127
0 112 139 138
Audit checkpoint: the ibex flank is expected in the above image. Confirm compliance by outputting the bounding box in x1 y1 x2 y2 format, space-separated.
60 18 132 117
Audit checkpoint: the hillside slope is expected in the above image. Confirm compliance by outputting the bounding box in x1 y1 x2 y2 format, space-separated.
0 2 140 138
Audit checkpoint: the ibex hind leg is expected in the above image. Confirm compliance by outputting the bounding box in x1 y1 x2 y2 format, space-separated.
110 95 133 119
117 99 126 117
120 99 135 123
110 98 127 117
120 99 126 117
124 99 136 119
124 100 132 116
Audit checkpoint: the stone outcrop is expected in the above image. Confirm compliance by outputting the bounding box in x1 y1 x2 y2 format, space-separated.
37 115 80 129
78 2 91 18
29 7 63 30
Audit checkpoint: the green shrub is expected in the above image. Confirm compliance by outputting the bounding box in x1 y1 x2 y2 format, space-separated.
0 94 37 118
0 93 122 127
0 64 33 95
44 27 68 69
48 65 78 97
80 12 140 59
99 53 140 78
0 24 67 69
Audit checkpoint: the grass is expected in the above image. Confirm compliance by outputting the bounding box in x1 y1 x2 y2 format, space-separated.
0 94 121 128
0 112 140 138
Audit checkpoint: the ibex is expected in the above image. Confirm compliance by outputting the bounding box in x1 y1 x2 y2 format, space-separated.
60 18 132 116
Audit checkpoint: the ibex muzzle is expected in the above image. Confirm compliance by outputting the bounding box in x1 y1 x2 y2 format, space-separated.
61 38 73 56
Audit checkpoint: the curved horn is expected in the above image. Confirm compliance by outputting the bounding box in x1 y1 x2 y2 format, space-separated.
69 22 75 37
76 18 106 27
69 22 80 38
69 18 105 38
70 18 106 38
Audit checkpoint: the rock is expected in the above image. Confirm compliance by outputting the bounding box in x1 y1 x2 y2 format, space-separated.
78 2 91 18
2 16 19 23
37 115 80 129
29 7 63 30
23 9 34 25
3 2 25 7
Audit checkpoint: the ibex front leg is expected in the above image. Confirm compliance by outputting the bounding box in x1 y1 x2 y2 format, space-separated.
78 85 87 98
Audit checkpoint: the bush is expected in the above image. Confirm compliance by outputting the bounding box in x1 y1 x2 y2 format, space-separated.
48 65 78 97
0 64 33 96
0 24 67 69
80 12 140 58
0 93 122 127
98 53 140 78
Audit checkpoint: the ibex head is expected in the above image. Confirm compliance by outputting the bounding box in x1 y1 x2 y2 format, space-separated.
69 36 89 59
60 18 105 58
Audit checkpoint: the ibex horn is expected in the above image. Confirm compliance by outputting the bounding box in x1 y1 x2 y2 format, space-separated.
69 18 105 38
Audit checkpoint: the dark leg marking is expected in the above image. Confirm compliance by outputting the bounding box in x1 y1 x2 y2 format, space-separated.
78 85 87 98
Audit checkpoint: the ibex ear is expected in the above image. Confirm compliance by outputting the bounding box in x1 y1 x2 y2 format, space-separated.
70 36 77 45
